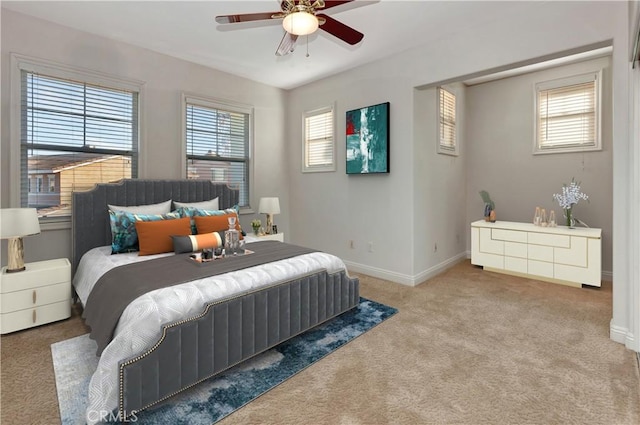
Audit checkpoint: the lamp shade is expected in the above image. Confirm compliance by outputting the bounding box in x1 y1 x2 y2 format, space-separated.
258 198 281 215
282 11 318 36
0 208 41 239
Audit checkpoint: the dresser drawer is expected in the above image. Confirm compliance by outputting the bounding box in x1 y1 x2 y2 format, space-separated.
527 232 570 248
0 300 70 334
480 228 503 255
492 229 527 243
554 237 587 267
505 242 527 259
528 260 554 279
1 281 70 313
505 256 527 273
528 244 554 262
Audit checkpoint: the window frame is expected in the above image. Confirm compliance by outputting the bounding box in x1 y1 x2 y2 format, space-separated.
436 86 459 156
181 93 254 211
533 70 602 155
10 54 145 229
302 105 336 173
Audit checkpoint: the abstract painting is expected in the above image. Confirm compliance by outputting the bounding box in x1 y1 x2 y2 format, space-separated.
346 102 390 174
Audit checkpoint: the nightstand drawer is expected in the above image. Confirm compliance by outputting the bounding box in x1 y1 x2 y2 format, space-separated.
1 258 70 292
0 300 70 334
1 281 70 313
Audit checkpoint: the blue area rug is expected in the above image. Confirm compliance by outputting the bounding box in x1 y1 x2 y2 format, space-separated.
51 297 397 424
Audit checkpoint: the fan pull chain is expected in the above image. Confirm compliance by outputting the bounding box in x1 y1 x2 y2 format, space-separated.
306 35 310 58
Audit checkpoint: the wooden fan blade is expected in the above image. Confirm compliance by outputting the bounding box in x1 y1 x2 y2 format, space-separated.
316 13 363 45
215 11 280 24
276 32 299 56
323 1 355 10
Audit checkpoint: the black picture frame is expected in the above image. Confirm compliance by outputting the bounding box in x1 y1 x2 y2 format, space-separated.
345 102 390 174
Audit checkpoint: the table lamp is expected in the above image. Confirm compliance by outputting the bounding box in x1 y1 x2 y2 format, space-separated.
1 208 41 273
258 197 280 235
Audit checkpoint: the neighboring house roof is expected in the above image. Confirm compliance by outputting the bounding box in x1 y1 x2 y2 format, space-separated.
28 153 125 174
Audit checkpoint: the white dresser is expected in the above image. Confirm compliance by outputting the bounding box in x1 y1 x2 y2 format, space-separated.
471 220 601 287
0 258 71 334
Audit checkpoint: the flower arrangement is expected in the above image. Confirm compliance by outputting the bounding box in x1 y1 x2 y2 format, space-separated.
552 178 588 227
251 219 261 235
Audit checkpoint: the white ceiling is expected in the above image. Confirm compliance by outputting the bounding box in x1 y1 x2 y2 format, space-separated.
3 1 539 90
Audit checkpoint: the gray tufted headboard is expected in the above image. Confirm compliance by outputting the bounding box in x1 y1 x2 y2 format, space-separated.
71 179 239 273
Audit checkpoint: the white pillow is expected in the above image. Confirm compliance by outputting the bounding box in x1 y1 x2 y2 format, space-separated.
108 199 172 215
173 198 219 211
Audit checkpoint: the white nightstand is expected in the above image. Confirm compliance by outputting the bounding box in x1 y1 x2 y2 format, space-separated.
0 258 71 334
245 232 284 243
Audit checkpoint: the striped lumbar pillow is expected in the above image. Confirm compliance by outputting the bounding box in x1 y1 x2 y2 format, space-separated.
172 232 223 254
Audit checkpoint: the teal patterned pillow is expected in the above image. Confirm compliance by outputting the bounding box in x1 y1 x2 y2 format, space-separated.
109 211 181 254
174 205 240 234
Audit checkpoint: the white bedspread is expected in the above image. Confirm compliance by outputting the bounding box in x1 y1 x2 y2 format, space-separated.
73 245 348 423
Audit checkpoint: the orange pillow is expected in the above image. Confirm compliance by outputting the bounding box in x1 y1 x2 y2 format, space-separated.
194 214 244 239
135 217 191 256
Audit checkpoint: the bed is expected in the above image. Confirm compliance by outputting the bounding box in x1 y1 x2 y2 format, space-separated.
71 179 360 423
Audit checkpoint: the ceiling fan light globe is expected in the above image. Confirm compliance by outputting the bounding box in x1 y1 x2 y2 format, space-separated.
282 11 318 36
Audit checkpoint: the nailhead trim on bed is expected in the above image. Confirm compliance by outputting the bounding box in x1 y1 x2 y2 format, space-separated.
118 268 359 419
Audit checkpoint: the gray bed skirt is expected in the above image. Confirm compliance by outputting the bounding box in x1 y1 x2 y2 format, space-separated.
119 268 359 418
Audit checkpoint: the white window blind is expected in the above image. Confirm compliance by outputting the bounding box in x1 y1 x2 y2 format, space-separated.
185 100 250 207
438 87 458 155
303 106 335 172
21 71 138 217
535 71 601 153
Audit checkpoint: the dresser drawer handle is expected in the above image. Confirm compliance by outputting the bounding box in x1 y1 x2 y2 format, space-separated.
32 310 37 323
33 290 37 304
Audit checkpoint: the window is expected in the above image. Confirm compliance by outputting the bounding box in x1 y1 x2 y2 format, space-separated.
183 95 252 208
437 87 458 156
303 106 335 172
535 71 601 154
47 174 56 192
19 64 139 218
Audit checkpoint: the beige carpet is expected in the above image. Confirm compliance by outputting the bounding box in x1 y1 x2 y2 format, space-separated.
1 260 638 424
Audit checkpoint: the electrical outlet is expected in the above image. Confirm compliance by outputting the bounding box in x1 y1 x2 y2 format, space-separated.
349 240 355 249
434 243 438 252
368 242 374 252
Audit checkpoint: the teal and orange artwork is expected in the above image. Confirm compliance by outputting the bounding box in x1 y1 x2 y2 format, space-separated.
346 102 389 174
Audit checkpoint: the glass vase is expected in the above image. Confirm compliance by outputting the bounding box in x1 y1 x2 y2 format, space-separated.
564 208 575 228
548 210 556 227
533 207 541 226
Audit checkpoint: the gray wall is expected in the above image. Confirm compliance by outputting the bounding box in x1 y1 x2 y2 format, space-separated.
413 83 468 280
465 56 613 273
1 10 288 265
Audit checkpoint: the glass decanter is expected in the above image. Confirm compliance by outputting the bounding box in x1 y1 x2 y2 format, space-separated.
224 216 239 256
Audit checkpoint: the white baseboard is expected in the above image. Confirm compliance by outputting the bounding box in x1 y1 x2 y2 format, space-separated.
412 252 469 286
344 251 468 287
610 322 631 345
343 261 416 286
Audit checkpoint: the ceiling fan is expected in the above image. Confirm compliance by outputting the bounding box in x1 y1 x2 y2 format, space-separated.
215 0 365 56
